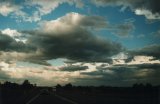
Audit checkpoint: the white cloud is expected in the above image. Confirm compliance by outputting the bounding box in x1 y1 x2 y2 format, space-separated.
128 56 160 65
135 9 160 20
0 2 20 16
26 0 83 15
1 28 27 43
112 52 128 65
26 0 64 16
0 61 92 86
91 0 160 20
2 28 21 37
112 52 128 60
0 0 84 22
1 55 160 86
39 12 107 34
111 52 160 65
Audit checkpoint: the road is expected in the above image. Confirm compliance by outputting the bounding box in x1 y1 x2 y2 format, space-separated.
26 90 78 104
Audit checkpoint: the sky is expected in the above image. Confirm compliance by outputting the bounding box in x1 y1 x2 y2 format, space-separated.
0 0 160 86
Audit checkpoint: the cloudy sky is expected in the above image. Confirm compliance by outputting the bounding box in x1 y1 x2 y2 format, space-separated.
0 0 160 86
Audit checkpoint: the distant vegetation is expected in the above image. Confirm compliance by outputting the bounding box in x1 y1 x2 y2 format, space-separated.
0 80 159 104
0 80 157 89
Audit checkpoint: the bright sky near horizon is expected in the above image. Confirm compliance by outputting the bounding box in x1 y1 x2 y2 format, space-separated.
0 0 160 86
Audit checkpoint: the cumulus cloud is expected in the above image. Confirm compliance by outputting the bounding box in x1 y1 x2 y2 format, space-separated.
0 12 125 65
91 0 160 20
23 12 123 63
38 12 107 33
0 13 124 65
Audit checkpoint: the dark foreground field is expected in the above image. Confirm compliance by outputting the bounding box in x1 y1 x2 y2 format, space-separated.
0 82 160 104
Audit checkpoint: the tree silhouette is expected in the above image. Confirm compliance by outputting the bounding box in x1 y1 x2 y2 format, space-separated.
64 83 72 90
22 80 33 88
56 84 62 89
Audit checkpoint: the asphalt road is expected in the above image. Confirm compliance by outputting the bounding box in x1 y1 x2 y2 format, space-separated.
1 89 157 104
26 90 78 104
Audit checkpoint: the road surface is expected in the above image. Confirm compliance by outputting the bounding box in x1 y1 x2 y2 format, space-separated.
26 90 78 104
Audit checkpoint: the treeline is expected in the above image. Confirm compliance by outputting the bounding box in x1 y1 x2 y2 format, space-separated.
55 83 154 89
54 83 159 93
0 80 35 89
0 80 159 91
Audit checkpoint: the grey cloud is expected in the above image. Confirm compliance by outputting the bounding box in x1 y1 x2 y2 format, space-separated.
78 15 108 28
44 12 108 29
60 65 88 72
109 64 160 85
26 29 122 63
25 59 51 66
0 70 10 81
80 63 160 86
0 32 14 51
134 63 160 69
23 13 124 63
112 22 135 37
0 32 36 52
91 0 160 20
1 13 124 65
129 44 160 60
0 32 43 65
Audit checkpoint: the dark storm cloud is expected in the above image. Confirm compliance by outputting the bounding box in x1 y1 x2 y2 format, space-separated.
60 65 88 72
107 63 160 71
91 0 160 20
26 29 123 63
0 12 125 66
0 32 42 65
108 64 160 85
134 63 160 69
23 13 124 63
0 32 36 52
0 32 14 51
129 44 160 60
